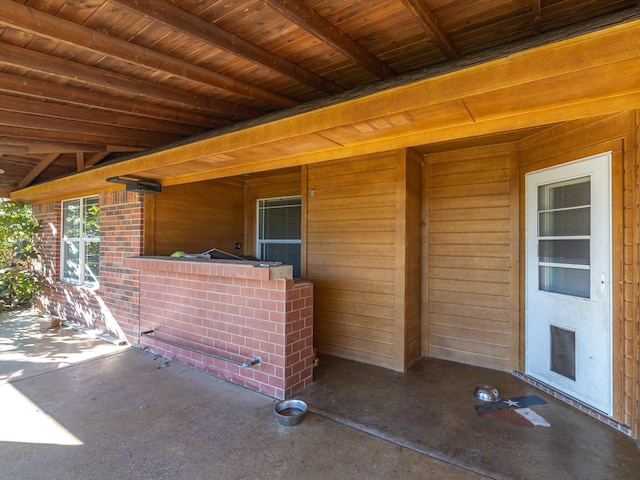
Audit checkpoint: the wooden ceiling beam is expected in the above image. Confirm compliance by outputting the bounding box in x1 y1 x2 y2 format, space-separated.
110 0 345 95
77 153 85 173
0 125 160 151
17 153 60 189
0 44 260 120
0 186 16 199
532 1 542 34
0 73 228 129
86 153 110 168
0 94 207 137
0 136 105 154
264 0 395 79
0 110 183 144
400 0 460 59
0 2 297 109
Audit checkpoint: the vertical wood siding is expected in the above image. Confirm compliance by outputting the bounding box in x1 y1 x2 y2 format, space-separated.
517 112 635 431
424 145 515 371
146 179 244 256
307 152 400 369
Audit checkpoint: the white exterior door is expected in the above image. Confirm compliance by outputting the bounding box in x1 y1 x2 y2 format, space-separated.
525 152 612 415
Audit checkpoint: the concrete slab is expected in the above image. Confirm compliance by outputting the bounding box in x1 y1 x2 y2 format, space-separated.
295 354 640 480
0 312 482 480
2 310 638 479
0 309 127 384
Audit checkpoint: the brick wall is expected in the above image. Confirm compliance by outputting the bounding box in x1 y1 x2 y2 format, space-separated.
126 257 314 399
32 191 144 343
33 192 314 399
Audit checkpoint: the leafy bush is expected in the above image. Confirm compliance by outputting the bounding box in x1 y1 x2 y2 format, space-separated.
0 202 41 309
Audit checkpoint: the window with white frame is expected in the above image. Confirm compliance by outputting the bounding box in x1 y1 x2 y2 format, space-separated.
257 196 301 278
61 196 100 286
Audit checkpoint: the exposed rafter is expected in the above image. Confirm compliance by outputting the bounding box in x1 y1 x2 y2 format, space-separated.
109 0 345 95
401 0 460 59
17 153 60 189
264 0 396 79
0 74 226 129
532 0 542 33
0 0 635 192
0 44 260 120
0 2 297 109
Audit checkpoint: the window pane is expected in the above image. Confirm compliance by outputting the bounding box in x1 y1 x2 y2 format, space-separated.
260 243 301 278
63 240 80 282
61 196 100 286
538 207 590 236
85 241 100 284
84 197 100 238
259 199 301 240
539 239 590 265
538 178 590 210
539 266 589 298
63 199 81 238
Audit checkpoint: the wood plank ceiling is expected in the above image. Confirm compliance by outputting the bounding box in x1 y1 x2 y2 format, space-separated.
1 0 638 196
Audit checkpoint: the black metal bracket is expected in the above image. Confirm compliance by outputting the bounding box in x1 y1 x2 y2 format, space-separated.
107 176 161 193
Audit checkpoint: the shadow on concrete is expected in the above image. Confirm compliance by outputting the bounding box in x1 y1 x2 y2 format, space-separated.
0 309 126 384
1 310 639 479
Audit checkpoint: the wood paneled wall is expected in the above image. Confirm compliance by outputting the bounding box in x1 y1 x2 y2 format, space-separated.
423 145 518 371
517 112 636 431
144 179 244 256
306 150 420 371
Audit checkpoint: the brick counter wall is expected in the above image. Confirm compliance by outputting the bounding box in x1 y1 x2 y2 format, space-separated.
124 257 314 399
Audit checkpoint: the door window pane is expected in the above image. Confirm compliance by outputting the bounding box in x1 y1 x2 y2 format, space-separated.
538 207 590 236
537 177 591 298
539 266 589 298
538 178 590 210
539 239 589 265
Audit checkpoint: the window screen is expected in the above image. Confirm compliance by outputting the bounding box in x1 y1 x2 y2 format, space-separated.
257 196 301 278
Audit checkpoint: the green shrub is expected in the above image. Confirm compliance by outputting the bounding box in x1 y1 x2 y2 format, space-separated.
0 202 41 309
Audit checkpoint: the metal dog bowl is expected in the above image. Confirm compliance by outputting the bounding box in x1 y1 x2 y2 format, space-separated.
474 384 501 402
274 399 307 426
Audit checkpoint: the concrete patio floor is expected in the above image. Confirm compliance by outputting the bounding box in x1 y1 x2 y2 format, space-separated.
1 310 639 479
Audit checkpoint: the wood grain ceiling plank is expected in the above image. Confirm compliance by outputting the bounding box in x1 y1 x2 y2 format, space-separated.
47 17 640 191
0 1 297 109
264 0 396 79
0 73 228 129
0 136 105 154
109 0 345 94
0 124 159 152
0 110 183 144
400 0 460 59
0 43 259 120
0 93 206 137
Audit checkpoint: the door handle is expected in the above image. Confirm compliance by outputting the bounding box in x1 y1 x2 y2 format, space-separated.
599 272 607 293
